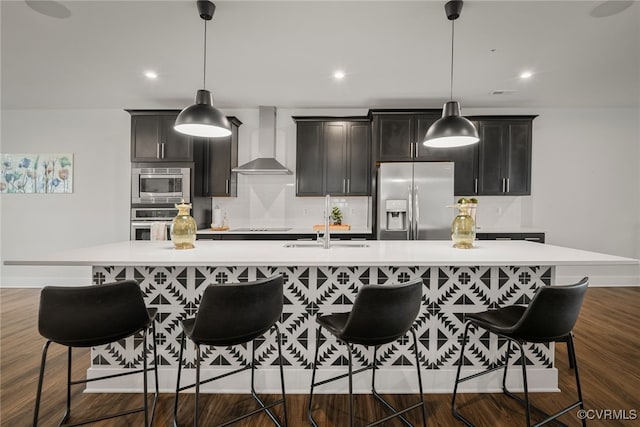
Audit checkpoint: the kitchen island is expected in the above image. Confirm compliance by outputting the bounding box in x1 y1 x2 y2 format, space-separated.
6 240 636 394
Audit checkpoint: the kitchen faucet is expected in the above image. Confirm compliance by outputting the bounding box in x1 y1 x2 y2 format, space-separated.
316 194 331 249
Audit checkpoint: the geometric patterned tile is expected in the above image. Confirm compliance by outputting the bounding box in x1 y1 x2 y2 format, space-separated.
91 265 554 371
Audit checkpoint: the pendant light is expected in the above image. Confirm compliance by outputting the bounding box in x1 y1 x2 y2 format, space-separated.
423 0 479 148
174 1 231 138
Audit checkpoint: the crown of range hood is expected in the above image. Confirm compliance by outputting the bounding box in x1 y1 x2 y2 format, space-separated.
232 106 292 175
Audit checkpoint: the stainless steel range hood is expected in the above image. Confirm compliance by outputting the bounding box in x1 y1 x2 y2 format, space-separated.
232 106 292 175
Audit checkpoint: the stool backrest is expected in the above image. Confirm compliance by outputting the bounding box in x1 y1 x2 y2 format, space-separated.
190 274 283 345
341 279 423 345
511 277 589 341
38 280 150 347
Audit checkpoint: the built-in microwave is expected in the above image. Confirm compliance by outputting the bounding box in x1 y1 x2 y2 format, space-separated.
131 167 190 204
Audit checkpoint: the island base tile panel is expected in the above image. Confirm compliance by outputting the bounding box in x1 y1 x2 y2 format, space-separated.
91 265 553 376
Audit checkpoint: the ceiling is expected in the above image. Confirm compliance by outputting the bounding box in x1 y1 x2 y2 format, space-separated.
2 0 639 110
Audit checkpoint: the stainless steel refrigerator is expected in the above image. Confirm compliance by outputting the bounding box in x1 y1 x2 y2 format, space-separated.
377 162 454 240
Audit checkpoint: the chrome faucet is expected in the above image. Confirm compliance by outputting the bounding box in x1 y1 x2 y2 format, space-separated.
317 194 331 249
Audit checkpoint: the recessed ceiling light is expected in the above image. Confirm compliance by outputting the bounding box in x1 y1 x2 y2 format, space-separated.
144 71 158 80
520 71 533 79
333 70 345 80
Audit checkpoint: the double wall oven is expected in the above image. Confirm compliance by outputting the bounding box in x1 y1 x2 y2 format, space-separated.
131 166 191 240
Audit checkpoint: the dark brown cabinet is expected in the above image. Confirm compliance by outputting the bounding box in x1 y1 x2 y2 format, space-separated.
476 232 545 243
294 118 371 196
128 110 193 162
474 116 535 196
370 109 478 196
193 117 242 197
370 110 441 161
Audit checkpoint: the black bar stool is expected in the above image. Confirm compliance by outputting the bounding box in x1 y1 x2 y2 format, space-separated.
452 277 589 427
307 279 427 427
33 280 159 427
173 274 288 427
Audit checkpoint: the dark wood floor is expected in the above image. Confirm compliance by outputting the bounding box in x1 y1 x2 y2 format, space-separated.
1 287 639 426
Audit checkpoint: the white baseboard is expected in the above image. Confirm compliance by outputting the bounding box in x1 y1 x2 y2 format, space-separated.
85 367 559 394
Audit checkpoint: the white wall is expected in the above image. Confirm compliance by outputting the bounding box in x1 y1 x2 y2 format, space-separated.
1 107 639 287
1 109 131 286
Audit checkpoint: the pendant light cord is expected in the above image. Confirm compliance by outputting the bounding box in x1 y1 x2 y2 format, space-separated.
450 19 455 101
203 19 208 89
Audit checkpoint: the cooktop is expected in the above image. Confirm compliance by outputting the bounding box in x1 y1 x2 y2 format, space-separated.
230 227 292 232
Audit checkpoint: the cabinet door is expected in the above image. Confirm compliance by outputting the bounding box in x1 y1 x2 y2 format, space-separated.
193 117 240 197
160 115 193 161
504 122 532 195
413 114 439 160
477 121 505 195
324 122 348 195
208 138 232 196
347 122 371 195
131 115 162 161
375 115 414 161
416 115 478 196
296 122 324 196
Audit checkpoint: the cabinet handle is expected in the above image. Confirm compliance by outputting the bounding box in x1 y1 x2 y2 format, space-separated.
506 178 510 193
347 178 350 193
225 179 229 194
474 178 478 194
414 142 419 158
156 143 161 159
343 179 346 193
410 142 414 158
495 237 512 241
502 178 506 193
524 237 540 242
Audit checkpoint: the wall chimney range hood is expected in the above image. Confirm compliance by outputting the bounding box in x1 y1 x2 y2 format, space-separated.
232 106 292 175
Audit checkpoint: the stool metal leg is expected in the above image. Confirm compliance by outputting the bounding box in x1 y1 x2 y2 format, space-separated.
173 332 186 427
194 344 201 427
33 340 52 427
62 347 72 425
567 333 586 427
411 329 428 427
347 342 354 427
451 321 473 426
516 341 532 427
307 325 322 427
276 325 289 427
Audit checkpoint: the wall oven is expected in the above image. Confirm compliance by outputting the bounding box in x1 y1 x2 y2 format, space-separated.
132 167 190 204
130 207 177 240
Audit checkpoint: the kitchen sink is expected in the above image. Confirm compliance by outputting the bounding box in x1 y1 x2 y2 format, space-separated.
283 242 370 248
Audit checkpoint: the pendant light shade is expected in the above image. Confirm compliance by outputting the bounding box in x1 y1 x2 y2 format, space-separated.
174 1 230 138
424 101 479 148
175 90 231 138
423 1 479 148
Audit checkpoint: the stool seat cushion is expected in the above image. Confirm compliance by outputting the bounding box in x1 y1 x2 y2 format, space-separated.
466 305 526 337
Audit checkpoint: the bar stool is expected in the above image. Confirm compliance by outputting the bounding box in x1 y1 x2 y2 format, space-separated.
173 274 288 427
452 277 589 427
307 279 427 427
33 280 159 427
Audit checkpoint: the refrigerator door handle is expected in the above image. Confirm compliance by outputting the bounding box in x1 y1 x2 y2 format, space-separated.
407 185 413 240
413 184 420 239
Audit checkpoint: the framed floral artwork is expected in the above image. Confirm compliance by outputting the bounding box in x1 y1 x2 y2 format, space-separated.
0 153 73 193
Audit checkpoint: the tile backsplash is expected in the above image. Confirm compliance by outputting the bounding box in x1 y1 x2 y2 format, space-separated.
208 175 371 229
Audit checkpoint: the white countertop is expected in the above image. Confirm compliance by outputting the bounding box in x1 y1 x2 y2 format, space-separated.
5 240 636 268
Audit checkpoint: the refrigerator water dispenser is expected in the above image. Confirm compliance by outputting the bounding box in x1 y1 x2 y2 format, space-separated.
385 199 407 230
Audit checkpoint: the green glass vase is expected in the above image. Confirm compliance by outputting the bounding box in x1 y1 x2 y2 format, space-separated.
451 203 476 249
171 201 197 250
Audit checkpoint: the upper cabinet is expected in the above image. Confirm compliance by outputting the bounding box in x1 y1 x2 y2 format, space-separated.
473 116 535 196
193 117 242 197
294 117 371 196
128 110 193 162
370 109 478 196
370 110 441 161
